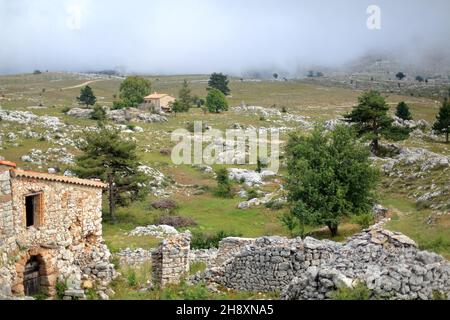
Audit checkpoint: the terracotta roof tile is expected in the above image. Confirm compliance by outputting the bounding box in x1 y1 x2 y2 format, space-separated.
0 160 17 168
144 93 171 99
11 169 107 188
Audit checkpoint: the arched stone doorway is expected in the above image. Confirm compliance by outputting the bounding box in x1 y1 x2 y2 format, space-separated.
13 248 57 297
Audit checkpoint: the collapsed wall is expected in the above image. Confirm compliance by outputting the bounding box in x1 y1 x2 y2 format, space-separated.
198 227 449 300
282 228 449 300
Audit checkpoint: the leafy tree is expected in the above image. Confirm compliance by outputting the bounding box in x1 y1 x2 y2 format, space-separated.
178 79 192 111
415 76 424 82
273 73 279 80
73 126 149 221
206 88 228 113
307 70 315 78
395 101 412 120
433 98 450 143
344 90 393 152
33 70 42 75
171 100 189 114
119 76 151 108
214 168 233 198
77 85 97 108
90 104 106 121
285 125 379 236
396 72 406 80
208 73 230 96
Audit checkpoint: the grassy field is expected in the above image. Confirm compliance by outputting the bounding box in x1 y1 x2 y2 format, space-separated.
1 72 449 261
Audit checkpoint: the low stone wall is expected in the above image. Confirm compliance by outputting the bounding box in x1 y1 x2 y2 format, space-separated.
197 227 449 300
282 228 450 300
152 232 191 287
206 236 338 292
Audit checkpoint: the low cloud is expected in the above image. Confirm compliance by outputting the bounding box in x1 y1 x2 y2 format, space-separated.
0 0 449 75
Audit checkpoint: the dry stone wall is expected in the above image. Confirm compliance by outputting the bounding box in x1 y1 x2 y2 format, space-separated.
152 232 191 287
196 226 449 300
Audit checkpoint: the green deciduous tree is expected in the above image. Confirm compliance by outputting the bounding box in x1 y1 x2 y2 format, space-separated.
73 126 149 221
119 76 151 108
171 100 189 114
285 125 379 237
433 98 450 143
344 90 393 152
206 88 228 113
77 85 97 108
395 101 412 120
208 73 230 96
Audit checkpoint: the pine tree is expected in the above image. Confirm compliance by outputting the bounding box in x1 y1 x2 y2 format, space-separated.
73 126 149 221
344 90 393 152
395 101 412 120
178 79 192 111
77 85 97 107
433 98 450 143
208 73 230 96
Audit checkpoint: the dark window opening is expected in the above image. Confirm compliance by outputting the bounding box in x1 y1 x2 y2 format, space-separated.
25 194 41 228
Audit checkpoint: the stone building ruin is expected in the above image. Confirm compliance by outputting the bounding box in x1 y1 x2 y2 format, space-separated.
152 232 191 287
0 161 115 299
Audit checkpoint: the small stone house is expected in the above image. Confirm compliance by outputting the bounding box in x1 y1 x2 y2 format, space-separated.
141 93 175 113
0 160 115 299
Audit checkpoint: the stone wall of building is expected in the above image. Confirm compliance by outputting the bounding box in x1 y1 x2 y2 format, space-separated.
152 232 190 287
0 163 115 299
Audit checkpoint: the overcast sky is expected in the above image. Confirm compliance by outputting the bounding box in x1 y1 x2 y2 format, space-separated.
1 0 449 75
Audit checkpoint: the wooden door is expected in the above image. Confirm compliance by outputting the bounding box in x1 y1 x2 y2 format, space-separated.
24 258 40 296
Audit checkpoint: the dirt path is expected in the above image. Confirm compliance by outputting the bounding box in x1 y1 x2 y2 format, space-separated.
61 79 103 90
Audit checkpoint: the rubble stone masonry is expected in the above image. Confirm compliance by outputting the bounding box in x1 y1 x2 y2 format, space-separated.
0 162 115 299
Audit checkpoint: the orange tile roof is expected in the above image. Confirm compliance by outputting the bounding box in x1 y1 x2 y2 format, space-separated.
144 93 170 99
11 169 107 189
0 160 17 168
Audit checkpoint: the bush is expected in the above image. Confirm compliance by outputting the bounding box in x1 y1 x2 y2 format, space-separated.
154 215 197 228
265 199 285 210
112 100 128 110
61 106 71 114
55 281 67 300
90 105 106 121
191 230 242 249
151 199 178 211
214 168 233 198
331 282 371 300
350 213 375 229
246 188 259 200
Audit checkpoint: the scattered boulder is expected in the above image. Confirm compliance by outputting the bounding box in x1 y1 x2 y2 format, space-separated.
67 108 93 119
128 225 179 238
